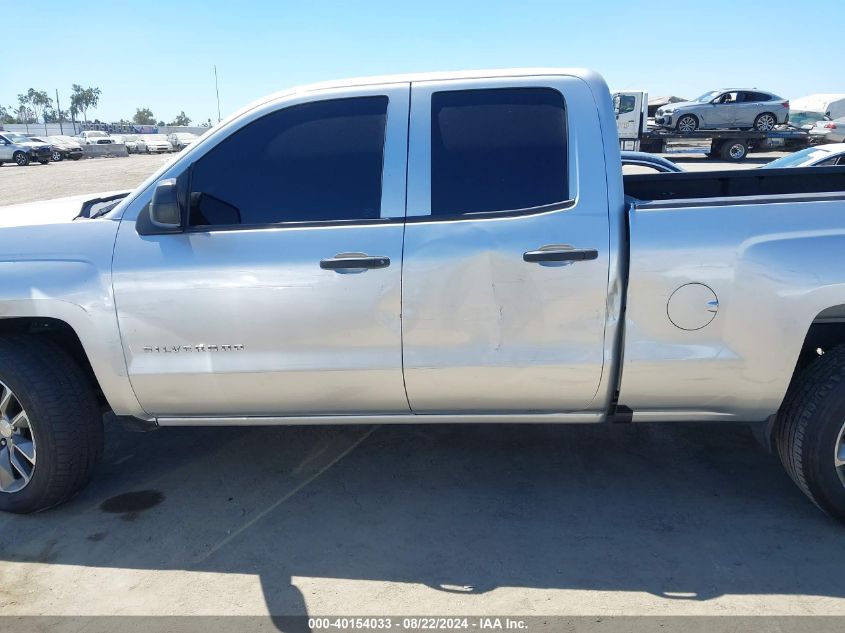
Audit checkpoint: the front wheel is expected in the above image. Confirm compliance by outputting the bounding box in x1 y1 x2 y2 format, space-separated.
0 336 103 514
776 345 845 523
51 150 63 162
676 114 698 133
13 152 29 167
720 140 748 161
38 160 49 165
754 113 777 132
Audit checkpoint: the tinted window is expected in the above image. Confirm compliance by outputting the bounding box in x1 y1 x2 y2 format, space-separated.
430 88 568 216
189 96 388 227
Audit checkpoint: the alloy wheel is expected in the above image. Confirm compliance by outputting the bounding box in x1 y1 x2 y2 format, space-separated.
836 420 845 487
756 114 776 131
0 381 36 493
678 116 697 133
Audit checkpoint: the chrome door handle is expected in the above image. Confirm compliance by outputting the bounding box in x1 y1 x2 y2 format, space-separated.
320 253 390 271
523 247 598 263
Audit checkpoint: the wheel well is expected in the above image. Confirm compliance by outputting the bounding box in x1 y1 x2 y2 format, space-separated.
0 317 106 409
796 307 845 374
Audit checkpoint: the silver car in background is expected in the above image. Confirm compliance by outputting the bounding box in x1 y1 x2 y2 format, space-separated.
655 89 789 132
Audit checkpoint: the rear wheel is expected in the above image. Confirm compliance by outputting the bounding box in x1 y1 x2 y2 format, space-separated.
0 336 103 514
13 152 29 167
51 150 63 162
676 114 698 133
776 346 845 523
754 112 777 132
720 140 748 161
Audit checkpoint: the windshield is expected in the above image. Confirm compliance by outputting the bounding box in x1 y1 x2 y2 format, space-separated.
148 134 168 141
88 131 108 138
3 133 31 143
790 111 830 126
176 133 196 140
763 148 832 168
52 135 76 143
694 91 720 103
123 135 139 141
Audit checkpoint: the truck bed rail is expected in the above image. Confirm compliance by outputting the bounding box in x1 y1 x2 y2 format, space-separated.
624 165 845 202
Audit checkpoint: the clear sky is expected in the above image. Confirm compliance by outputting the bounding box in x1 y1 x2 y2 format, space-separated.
5 0 842 124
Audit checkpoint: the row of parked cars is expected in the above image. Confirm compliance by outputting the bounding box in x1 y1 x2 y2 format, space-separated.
74 130 200 153
0 130 200 166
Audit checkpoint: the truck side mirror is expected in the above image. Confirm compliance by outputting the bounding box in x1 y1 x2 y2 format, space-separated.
149 178 182 229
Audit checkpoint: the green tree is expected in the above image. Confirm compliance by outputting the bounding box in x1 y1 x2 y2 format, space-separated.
25 89 53 133
43 107 69 123
0 105 16 124
16 94 35 123
132 107 156 125
70 84 101 123
168 111 192 126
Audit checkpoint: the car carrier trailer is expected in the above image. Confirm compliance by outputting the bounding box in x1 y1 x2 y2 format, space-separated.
614 90 815 161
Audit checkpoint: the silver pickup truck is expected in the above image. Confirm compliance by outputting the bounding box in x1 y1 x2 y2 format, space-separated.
2 68 845 520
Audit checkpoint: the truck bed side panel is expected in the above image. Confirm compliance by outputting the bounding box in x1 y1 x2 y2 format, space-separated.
619 195 845 421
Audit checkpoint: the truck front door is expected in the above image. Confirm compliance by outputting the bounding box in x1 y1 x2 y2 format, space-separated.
401 76 611 413
111 84 411 417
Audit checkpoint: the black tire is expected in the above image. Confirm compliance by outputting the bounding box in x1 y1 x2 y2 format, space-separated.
70 155 82 161
776 345 845 523
676 114 698 133
0 335 103 514
754 112 777 132
38 160 49 165
13 151 29 167
720 140 748 161
51 150 63 162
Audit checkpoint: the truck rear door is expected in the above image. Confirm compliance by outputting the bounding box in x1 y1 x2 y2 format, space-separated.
401 76 611 413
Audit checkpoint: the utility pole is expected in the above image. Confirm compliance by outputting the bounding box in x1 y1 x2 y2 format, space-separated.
55 88 64 135
214 64 221 123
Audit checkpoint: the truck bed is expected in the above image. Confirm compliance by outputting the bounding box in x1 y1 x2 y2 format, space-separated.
624 165 845 202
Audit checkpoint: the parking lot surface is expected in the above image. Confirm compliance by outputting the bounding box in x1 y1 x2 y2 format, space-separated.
0 154 171 206
1 151 843 620
2 423 845 618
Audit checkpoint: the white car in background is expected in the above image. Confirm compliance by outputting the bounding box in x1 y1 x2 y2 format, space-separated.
761 144 845 168
74 130 114 145
120 134 142 153
135 134 172 153
811 117 845 144
168 132 198 151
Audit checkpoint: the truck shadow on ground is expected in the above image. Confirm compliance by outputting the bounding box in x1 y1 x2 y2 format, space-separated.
1 421 843 625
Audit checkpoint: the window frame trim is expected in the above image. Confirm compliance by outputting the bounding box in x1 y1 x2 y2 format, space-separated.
406 77 575 221
133 83 411 235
